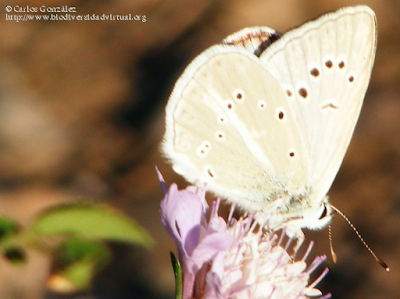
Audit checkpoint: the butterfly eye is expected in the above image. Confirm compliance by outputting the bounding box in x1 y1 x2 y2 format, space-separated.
319 204 329 220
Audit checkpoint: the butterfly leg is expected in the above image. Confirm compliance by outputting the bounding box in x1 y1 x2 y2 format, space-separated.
285 224 305 259
292 231 305 259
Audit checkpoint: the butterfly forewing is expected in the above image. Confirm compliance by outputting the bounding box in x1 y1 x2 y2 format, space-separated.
164 46 309 211
259 6 376 201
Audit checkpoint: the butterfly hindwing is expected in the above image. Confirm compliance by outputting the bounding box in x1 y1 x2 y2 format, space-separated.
259 5 376 200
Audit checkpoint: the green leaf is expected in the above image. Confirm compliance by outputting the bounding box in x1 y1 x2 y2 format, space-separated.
0 216 18 240
3 246 26 264
47 259 97 292
47 239 110 293
58 239 110 266
170 252 182 299
31 203 154 247
0 217 25 262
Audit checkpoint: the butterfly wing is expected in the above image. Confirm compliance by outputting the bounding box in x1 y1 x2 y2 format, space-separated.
163 46 309 211
222 26 281 56
259 5 377 201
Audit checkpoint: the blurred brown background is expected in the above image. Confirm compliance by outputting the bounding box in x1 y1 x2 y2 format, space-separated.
0 0 399 298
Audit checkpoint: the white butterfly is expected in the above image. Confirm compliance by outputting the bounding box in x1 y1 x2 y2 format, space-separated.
162 6 377 239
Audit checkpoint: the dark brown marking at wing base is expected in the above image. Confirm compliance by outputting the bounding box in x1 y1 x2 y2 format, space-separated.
254 32 282 57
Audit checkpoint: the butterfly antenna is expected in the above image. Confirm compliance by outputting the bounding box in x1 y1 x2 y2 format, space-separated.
328 224 337 263
330 205 389 272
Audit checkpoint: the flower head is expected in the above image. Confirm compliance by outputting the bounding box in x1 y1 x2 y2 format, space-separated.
158 171 330 299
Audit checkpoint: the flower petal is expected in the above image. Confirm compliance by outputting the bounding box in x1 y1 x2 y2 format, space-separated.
160 184 205 256
191 232 235 268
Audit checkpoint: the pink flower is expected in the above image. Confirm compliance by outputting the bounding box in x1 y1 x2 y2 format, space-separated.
158 171 330 299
